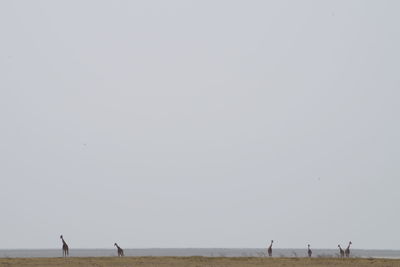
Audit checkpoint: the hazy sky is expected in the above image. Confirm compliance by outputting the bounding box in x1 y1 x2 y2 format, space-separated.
1 0 399 250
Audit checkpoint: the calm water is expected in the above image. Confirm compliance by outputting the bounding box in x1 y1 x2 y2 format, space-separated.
0 248 400 258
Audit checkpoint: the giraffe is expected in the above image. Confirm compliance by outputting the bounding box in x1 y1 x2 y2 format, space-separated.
267 240 273 257
60 235 69 257
307 244 312 258
345 241 352 258
338 244 344 258
114 243 124 257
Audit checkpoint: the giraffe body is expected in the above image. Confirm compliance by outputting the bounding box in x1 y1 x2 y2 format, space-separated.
60 235 69 257
338 245 344 258
267 240 273 257
114 243 124 257
345 241 352 258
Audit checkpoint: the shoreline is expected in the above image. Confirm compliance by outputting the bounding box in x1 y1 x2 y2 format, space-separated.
1 248 400 259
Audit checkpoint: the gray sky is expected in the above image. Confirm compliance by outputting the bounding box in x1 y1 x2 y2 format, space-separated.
0 0 399 250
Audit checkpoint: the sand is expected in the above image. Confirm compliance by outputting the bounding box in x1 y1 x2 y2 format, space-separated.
0 256 399 267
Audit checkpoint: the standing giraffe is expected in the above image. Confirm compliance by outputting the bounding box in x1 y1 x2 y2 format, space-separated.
307 244 312 258
267 240 273 257
338 245 344 258
60 235 69 257
114 243 124 257
345 241 352 258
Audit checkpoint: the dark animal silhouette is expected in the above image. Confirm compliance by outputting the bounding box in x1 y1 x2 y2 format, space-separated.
345 241 352 257
307 244 312 258
114 243 124 257
267 240 273 257
60 235 69 257
338 244 344 258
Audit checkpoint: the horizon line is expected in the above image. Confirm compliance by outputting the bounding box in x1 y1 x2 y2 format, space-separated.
1 247 399 251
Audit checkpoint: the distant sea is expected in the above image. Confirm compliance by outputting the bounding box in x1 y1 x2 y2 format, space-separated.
0 248 400 259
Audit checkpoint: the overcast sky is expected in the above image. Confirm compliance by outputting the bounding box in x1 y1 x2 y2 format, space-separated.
0 0 399 250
